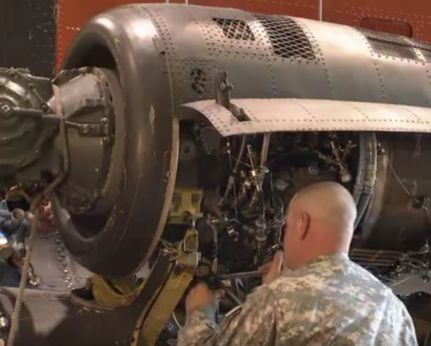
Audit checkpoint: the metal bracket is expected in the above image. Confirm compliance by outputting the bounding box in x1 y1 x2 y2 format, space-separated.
132 228 199 346
52 67 91 86
169 188 203 225
90 275 142 308
214 70 250 122
65 118 110 137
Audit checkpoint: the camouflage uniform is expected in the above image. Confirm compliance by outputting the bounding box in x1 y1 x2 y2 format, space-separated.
177 253 418 346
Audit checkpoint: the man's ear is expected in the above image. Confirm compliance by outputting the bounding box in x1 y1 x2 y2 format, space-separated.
299 212 310 240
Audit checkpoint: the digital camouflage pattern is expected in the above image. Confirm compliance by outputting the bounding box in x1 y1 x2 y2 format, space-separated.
177 253 418 346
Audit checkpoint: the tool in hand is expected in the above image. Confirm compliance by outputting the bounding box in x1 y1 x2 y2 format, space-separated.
217 270 263 281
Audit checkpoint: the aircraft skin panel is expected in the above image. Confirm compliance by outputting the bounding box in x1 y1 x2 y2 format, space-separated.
298 17 431 106
184 98 431 136
296 18 386 102
124 4 431 108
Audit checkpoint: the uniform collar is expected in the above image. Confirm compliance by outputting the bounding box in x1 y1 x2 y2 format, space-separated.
307 252 349 266
282 252 349 275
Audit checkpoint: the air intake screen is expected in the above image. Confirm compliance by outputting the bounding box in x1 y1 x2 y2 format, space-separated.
257 15 315 60
361 29 418 60
369 38 417 60
213 18 255 41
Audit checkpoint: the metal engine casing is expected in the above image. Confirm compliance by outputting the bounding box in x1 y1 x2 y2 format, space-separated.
52 4 431 276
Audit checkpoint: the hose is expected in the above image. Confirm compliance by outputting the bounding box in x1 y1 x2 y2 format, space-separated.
353 133 377 229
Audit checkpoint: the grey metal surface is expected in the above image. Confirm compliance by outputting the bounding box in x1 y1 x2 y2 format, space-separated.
31 232 91 291
184 98 431 136
0 68 58 187
391 274 431 296
51 68 118 216
125 4 431 108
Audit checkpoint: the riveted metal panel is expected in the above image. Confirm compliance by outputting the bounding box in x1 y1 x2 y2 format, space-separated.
264 17 330 99
299 19 385 102
184 98 431 136
256 15 315 60
56 0 431 71
357 30 431 107
374 60 431 107
96 5 431 108
188 0 318 18
143 5 280 103
138 4 216 105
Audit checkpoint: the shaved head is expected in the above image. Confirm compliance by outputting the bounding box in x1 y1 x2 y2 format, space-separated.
283 182 357 269
290 182 357 231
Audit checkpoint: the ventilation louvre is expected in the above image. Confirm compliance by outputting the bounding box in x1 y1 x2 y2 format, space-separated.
256 15 315 60
361 29 418 61
213 18 255 41
369 38 417 60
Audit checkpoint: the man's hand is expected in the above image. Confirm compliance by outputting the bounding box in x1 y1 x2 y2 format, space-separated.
186 282 217 314
259 250 284 285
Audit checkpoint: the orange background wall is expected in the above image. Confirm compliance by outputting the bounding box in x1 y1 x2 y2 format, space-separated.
56 0 431 69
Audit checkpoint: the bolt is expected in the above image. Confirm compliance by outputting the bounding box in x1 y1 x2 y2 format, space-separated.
0 103 12 117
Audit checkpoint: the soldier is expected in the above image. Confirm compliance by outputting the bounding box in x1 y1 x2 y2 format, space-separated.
177 182 418 346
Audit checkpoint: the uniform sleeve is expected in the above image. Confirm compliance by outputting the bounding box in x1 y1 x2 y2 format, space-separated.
177 286 276 346
397 303 419 346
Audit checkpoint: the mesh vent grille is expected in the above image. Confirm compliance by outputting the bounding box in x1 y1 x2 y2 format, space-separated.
257 15 315 60
369 38 417 60
213 18 255 41
361 29 418 60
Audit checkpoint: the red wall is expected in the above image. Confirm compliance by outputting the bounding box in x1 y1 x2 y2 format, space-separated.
56 0 431 69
